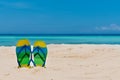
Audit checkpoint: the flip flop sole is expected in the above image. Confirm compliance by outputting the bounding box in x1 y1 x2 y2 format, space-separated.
33 40 47 67
16 39 31 68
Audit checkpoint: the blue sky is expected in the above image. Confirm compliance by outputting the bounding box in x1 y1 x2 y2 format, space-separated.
0 0 120 34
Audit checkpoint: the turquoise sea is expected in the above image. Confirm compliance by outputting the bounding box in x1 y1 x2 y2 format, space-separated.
1 34 120 46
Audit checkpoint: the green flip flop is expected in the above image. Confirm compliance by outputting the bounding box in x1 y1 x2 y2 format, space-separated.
16 39 31 68
33 40 47 67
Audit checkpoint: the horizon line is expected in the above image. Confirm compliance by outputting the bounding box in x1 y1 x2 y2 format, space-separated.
0 33 120 36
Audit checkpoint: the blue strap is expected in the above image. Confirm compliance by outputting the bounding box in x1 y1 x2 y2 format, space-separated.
17 45 31 56
32 47 46 58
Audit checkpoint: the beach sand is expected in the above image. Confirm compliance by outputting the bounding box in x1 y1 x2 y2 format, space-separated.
0 44 120 80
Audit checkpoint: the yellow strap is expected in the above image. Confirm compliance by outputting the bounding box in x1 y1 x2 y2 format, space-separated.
16 39 30 47
34 40 46 48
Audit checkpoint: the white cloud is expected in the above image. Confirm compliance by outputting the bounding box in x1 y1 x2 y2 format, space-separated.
96 24 120 31
0 1 30 9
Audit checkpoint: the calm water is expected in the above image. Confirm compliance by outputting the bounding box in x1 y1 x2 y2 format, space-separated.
1 34 120 46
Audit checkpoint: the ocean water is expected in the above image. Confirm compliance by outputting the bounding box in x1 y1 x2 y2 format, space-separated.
1 34 120 46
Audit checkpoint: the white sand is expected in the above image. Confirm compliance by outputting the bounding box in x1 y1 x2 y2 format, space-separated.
0 44 120 80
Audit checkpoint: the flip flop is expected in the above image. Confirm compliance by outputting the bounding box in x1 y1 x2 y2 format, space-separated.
33 40 47 67
16 39 31 68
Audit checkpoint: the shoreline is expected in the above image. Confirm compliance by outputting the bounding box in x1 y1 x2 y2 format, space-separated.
1 43 120 47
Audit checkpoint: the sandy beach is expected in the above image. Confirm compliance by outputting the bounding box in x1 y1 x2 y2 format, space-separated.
0 44 120 80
